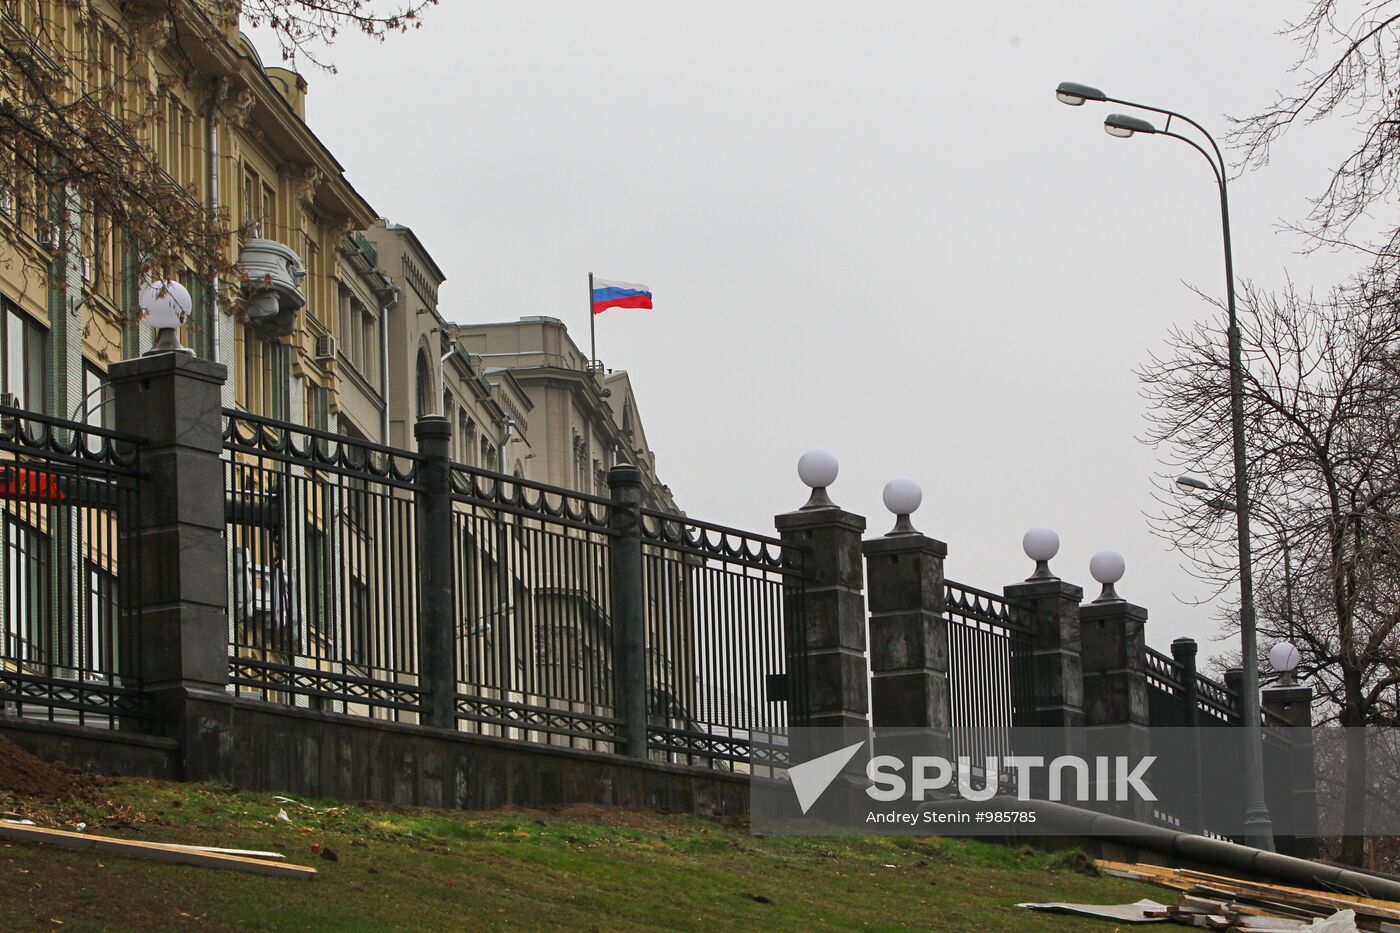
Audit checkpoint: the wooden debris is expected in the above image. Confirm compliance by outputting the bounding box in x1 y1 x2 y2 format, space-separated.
1097 859 1389 932
0 821 315 879
158 844 288 861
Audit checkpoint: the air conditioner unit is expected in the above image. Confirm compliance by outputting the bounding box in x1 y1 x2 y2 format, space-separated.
314 334 336 361
0 393 20 432
0 188 12 215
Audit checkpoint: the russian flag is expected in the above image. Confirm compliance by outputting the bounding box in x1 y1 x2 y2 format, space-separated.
591 278 653 315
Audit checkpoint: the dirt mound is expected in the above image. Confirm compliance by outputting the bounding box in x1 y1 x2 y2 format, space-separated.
0 734 103 799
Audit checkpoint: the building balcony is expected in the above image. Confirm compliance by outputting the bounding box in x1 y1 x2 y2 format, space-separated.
238 238 306 338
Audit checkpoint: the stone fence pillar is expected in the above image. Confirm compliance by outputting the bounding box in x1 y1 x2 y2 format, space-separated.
774 457 869 733
1003 531 1084 733
608 463 649 759
110 352 233 780
1264 677 1318 859
1171 636 1205 834
414 416 456 730
863 514 949 735
1079 553 1151 823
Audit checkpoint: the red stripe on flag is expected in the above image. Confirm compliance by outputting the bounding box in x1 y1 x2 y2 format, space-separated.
591 295 653 314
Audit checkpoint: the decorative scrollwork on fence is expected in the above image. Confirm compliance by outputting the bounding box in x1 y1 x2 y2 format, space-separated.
454 695 621 743
1195 673 1241 723
0 670 147 720
450 464 611 530
222 409 419 485
639 510 792 571
0 404 141 472
1146 647 1186 694
228 658 423 712
943 580 1033 633
647 725 790 766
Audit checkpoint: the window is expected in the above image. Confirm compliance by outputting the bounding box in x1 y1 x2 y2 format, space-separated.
458 412 473 464
4 515 50 664
348 579 369 667
340 420 370 529
85 561 117 678
307 384 330 432
305 528 329 637
240 167 258 237
2 301 47 412
267 341 291 421
83 363 111 429
362 309 376 385
179 269 207 359
415 348 434 420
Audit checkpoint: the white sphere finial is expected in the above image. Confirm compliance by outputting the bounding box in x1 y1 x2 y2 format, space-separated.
139 279 193 354
797 449 838 490
1269 641 1301 675
797 449 839 509
1089 549 1126 601
1022 527 1060 578
881 476 922 535
882 477 922 517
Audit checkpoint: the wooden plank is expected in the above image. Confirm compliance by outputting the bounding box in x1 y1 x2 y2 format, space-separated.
0 822 316 879
159 844 288 861
1098 858 1400 930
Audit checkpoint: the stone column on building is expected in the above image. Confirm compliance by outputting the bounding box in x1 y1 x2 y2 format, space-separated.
1078 551 1152 823
109 351 234 781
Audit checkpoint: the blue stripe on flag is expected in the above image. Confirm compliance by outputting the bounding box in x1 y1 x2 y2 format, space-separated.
591 286 651 302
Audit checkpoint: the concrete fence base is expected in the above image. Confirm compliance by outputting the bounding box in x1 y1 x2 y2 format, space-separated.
1 703 749 817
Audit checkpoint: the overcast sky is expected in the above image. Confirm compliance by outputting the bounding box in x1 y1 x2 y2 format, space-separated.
251 2 1364 665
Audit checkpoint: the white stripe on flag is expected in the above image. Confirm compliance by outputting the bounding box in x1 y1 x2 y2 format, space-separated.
593 277 651 293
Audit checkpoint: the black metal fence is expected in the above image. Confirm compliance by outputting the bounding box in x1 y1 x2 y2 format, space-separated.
944 579 1036 764
0 405 143 727
641 511 800 767
1144 645 1309 847
449 463 619 749
217 413 813 759
223 411 424 719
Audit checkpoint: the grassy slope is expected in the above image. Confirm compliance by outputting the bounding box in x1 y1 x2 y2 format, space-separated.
0 778 1162 931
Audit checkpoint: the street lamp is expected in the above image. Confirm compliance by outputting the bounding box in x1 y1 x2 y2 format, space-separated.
1022 527 1061 580
138 280 193 355
1058 82 1275 851
1104 113 1157 138
1269 641 1302 687
881 476 922 536
1177 474 1298 644
797 448 839 510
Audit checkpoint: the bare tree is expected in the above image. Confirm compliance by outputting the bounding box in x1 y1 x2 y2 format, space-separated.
0 0 435 295
1139 278 1400 865
1230 1 1400 259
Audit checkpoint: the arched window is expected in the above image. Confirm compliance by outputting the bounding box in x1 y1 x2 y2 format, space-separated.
415 348 434 419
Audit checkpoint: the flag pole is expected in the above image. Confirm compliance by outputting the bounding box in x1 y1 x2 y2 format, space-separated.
588 271 596 370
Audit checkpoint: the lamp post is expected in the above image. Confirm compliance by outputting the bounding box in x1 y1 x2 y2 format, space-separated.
1178 474 1297 643
138 280 194 355
1058 81 1274 850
